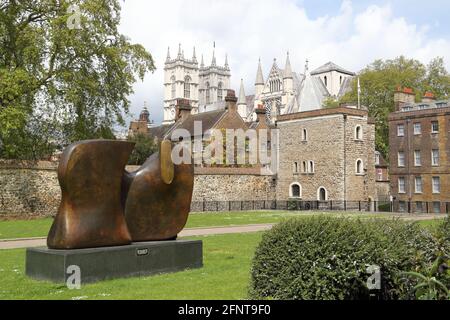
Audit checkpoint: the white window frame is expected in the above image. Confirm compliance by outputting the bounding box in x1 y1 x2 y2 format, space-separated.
398 151 405 167
317 187 328 201
355 159 364 175
431 149 440 166
431 121 439 134
413 123 421 135
432 176 440 194
415 177 423 194
414 150 421 167
397 124 405 137
398 177 406 194
355 125 363 140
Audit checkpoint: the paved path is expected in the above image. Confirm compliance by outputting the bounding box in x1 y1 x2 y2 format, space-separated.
0 213 446 250
0 224 275 250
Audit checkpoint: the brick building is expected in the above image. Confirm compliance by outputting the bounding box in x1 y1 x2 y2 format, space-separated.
389 87 450 213
275 106 376 206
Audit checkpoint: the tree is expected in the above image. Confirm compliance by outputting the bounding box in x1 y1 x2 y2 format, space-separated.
127 133 157 165
0 0 155 159
338 56 449 158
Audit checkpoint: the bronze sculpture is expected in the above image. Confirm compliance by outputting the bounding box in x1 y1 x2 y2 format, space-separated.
47 138 194 249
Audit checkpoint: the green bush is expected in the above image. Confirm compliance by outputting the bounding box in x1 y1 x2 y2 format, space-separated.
249 216 447 300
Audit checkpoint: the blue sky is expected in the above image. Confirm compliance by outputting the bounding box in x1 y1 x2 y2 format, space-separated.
118 0 450 128
300 0 449 36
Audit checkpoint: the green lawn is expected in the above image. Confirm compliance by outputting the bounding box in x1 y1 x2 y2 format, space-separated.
0 211 446 240
0 233 261 300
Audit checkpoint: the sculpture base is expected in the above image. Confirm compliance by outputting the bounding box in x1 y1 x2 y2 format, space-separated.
26 240 203 284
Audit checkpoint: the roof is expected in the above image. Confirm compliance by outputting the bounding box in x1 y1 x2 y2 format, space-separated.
297 71 330 112
148 124 174 140
311 62 355 76
276 106 368 123
169 109 227 138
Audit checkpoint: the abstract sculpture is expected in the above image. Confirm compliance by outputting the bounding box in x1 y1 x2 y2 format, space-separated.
47 139 194 249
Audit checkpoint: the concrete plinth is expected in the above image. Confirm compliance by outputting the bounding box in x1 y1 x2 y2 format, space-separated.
26 240 203 284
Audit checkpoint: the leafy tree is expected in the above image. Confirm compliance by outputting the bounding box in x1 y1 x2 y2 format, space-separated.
127 133 157 165
337 56 449 158
0 0 155 159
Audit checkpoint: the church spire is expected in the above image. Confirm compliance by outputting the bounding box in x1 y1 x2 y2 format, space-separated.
177 43 182 59
211 49 216 66
238 79 246 105
166 47 171 62
192 46 197 62
255 58 264 85
283 52 293 79
224 53 229 69
200 54 204 68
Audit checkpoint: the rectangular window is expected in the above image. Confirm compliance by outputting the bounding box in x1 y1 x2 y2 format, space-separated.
398 177 406 194
415 202 424 213
432 176 440 194
414 150 421 166
413 123 421 135
397 124 405 137
398 201 406 212
398 151 405 167
431 149 440 166
431 121 439 133
415 177 423 193
433 202 441 214
376 169 383 181
375 153 380 165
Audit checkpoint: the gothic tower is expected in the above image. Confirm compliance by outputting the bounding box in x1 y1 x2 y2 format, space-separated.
163 44 199 124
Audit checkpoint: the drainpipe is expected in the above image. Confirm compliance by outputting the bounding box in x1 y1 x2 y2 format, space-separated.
343 115 347 202
406 118 412 212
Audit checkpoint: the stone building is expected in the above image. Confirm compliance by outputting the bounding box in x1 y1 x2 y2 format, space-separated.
237 54 355 123
389 87 450 213
162 44 231 124
275 106 376 206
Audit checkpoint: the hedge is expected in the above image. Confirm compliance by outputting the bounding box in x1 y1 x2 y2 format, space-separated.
249 216 448 300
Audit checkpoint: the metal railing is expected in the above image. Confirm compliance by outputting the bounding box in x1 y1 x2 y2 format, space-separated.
190 200 450 214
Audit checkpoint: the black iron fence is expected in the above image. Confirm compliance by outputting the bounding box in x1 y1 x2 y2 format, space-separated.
191 200 450 214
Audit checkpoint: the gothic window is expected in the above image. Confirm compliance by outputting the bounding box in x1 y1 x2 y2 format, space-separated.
184 76 191 98
206 82 210 104
171 76 176 99
218 82 223 101
290 183 301 198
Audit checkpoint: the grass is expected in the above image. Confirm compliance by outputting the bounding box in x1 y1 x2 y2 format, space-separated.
0 232 261 300
0 210 446 240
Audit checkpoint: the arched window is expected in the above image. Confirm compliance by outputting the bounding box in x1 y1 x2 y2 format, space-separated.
205 82 210 104
355 125 362 140
317 187 327 201
302 129 308 141
302 161 307 173
324 76 328 87
293 162 299 173
217 82 223 101
171 76 176 99
290 183 302 198
356 159 364 174
309 161 315 173
184 76 191 98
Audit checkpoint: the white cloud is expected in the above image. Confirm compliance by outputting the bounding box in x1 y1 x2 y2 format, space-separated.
118 0 450 126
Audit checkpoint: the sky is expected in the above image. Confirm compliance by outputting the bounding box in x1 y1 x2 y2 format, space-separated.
118 0 450 127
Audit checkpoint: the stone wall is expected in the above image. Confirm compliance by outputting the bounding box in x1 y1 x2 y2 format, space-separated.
0 161 276 217
0 160 60 218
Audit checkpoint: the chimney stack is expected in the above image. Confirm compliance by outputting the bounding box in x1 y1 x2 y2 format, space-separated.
394 86 415 111
422 91 436 103
175 98 192 121
225 90 238 112
255 104 267 124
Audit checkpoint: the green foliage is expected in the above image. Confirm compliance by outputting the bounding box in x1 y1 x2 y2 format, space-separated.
338 56 449 158
0 0 155 159
127 133 157 165
249 216 449 300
